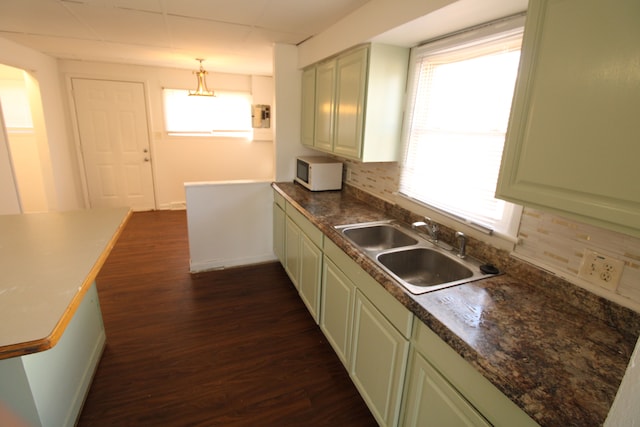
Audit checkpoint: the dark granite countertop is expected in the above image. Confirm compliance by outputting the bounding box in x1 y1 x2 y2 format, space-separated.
273 181 640 427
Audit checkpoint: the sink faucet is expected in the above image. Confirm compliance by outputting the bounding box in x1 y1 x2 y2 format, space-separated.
455 231 466 258
412 217 439 242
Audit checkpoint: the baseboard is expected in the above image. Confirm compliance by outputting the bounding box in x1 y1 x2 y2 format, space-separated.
189 253 277 273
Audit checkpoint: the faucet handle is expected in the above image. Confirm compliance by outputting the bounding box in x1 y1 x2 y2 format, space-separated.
455 231 467 258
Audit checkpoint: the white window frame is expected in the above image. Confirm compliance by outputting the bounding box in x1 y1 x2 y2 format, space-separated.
397 15 526 246
162 88 253 138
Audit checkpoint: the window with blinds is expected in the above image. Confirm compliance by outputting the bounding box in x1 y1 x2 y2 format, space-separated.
163 89 252 137
399 17 524 238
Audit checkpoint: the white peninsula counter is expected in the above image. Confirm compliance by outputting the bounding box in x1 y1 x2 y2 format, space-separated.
0 208 130 427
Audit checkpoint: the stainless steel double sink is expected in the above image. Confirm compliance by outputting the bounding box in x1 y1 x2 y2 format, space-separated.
335 221 499 294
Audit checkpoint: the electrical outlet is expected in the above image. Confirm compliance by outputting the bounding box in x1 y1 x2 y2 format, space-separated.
578 249 625 291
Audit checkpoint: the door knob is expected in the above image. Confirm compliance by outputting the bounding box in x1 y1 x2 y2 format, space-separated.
143 148 149 153
144 157 150 162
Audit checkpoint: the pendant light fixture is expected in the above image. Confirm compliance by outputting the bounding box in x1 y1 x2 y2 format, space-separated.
189 58 215 97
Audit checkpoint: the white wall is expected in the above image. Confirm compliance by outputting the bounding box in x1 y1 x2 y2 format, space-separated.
0 37 84 211
57 60 274 209
185 181 275 272
273 44 317 182
0 112 21 215
298 0 456 67
7 132 48 213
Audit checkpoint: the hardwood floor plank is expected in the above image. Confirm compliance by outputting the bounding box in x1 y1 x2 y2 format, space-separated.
78 210 377 426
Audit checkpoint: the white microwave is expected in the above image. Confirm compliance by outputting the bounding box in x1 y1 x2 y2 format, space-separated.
295 156 343 191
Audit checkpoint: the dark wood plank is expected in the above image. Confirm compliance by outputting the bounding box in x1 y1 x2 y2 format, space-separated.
78 210 377 426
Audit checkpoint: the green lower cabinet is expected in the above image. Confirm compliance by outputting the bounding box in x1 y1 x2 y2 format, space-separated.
298 233 323 322
282 201 324 323
274 203 537 426
272 202 285 264
408 321 539 427
284 216 302 289
402 351 491 427
350 290 409 427
320 258 356 367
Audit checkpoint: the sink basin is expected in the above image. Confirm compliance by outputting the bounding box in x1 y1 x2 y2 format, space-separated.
335 221 499 294
342 224 418 251
378 248 473 288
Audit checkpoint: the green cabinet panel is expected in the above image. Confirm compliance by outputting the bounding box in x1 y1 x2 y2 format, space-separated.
402 351 491 427
321 257 356 367
299 234 323 322
351 290 409 427
273 190 285 210
285 201 323 247
281 200 324 322
272 202 285 264
410 321 539 426
333 47 367 159
496 0 640 237
313 60 336 152
301 66 316 147
323 238 413 338
284 216 302 289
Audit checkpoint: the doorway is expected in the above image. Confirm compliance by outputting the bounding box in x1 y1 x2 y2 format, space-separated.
72 78 156 211
0 64 49 213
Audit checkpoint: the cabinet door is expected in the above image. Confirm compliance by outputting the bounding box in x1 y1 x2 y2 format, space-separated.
333 47 367 159
314 59 336 151
351 290 409 427
298 234 323 323
273 202 285 264
496 0 640 237
284 216 301 289
301 66 316 147
320 258 356 367
402 352 491 427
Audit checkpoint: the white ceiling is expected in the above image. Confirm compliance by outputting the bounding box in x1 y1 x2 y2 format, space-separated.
0 0 371 75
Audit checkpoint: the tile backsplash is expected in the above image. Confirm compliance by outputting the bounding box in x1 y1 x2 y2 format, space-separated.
342 159 640 311
342 159 399 202
516 208 640 305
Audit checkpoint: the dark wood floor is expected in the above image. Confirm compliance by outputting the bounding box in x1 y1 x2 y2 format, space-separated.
78 210 377 427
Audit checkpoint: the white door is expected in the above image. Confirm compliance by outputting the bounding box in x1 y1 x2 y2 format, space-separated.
72 79 155 210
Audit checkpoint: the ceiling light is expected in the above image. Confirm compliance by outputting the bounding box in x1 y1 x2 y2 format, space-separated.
189 58 215 97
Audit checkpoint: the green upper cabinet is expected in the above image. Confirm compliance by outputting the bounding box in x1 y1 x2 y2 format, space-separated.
301 44 409 162
313 59 336 152
496 0 640 237
301 66 317 147
333 47 368 159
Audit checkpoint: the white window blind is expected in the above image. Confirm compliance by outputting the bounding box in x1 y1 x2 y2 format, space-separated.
163 89 252 137
399 20 523 237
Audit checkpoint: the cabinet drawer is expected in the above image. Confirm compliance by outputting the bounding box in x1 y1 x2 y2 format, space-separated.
324 239 413 339
285 202 323 248
412 322 538 427
273 189 286 210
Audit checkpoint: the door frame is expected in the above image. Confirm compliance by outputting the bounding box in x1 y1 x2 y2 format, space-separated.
66 75 158 210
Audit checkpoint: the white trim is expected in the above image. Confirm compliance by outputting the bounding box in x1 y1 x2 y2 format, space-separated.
394 192 517 252
398 14 525 242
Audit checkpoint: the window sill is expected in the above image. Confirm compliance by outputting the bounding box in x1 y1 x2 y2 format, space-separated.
394 193 519 253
